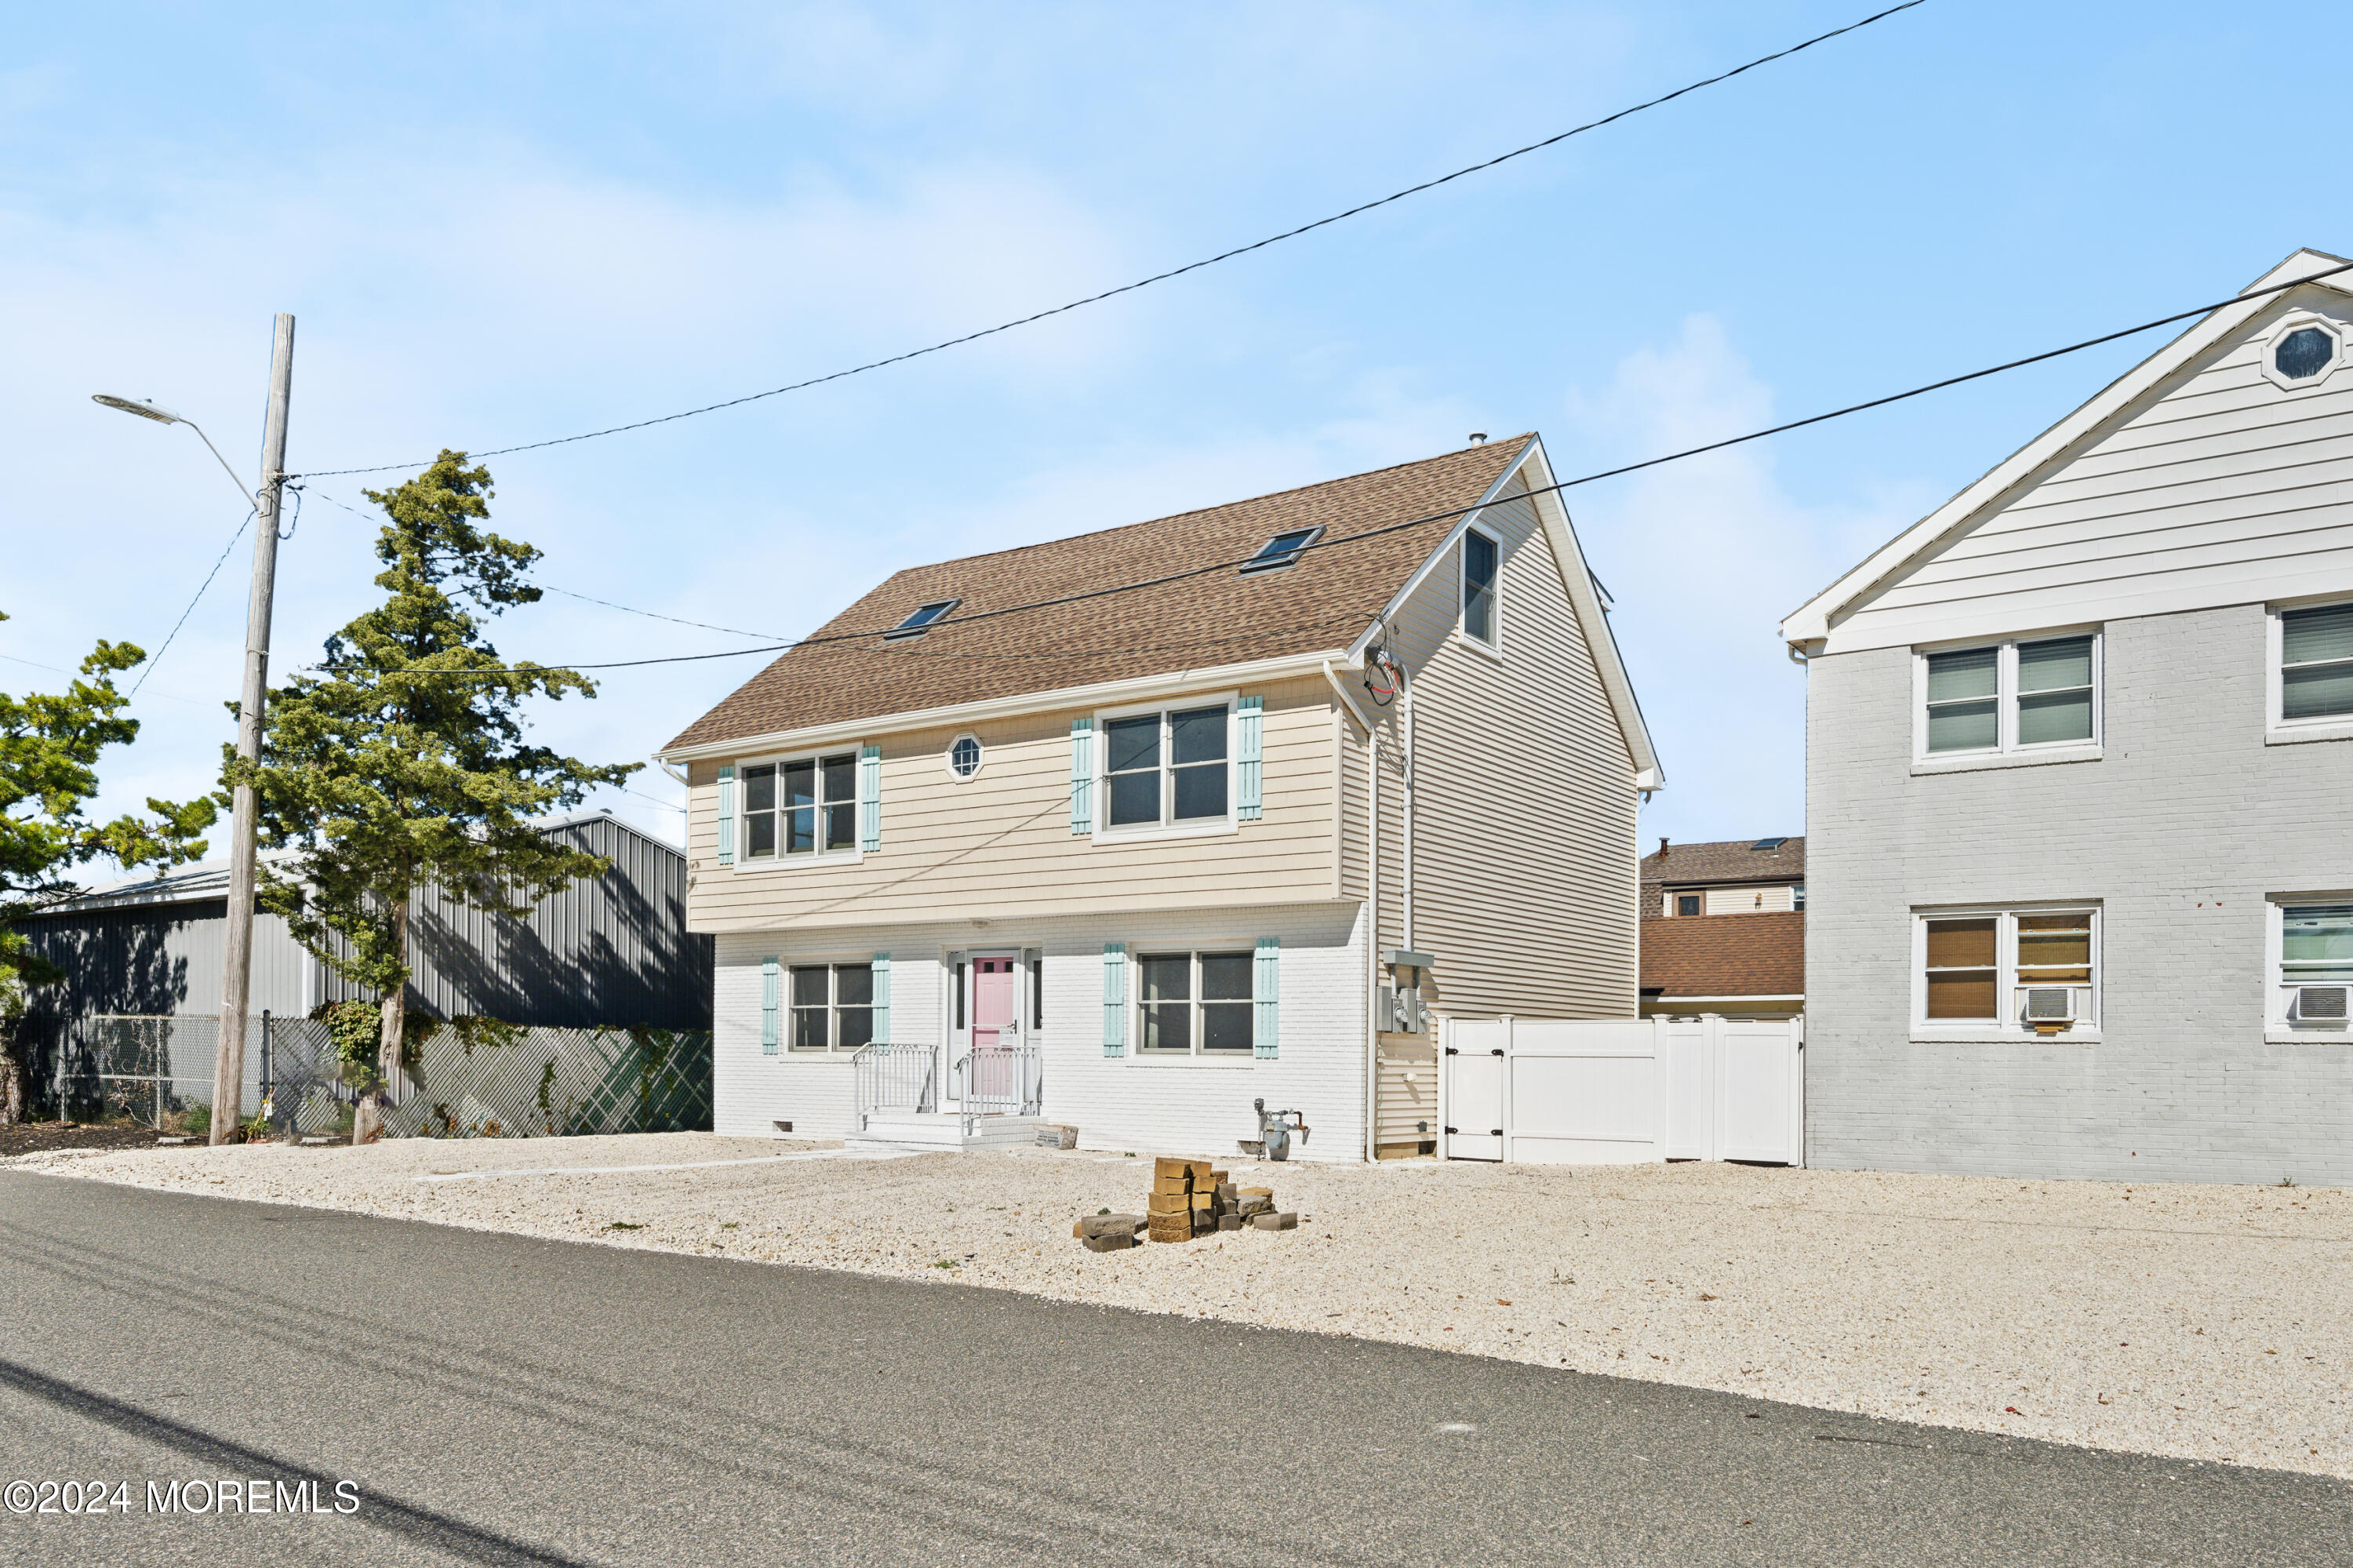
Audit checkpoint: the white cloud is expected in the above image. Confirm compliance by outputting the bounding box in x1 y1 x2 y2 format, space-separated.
1562 315 1929 849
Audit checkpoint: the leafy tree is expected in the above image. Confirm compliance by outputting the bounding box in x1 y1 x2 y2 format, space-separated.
235 452 636 1140
0 617 216 1122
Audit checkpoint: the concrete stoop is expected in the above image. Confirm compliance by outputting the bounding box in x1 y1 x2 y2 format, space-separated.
846 1112 1046 1153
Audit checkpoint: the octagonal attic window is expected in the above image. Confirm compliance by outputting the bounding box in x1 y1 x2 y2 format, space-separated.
2275 326 2335 383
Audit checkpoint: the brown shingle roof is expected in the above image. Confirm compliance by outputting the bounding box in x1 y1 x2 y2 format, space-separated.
1640 835 1805 892
1639 911 1805 998
664 437 1533 751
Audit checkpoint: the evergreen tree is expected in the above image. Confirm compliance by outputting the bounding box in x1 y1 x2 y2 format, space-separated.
236 452 636 1140
0 617 215 1121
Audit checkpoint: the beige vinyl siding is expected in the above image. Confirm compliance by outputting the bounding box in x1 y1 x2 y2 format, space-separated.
1374 1042 1438 1154
684 676 1340 933
1334 704 1369 900
1835 288 2353 649
1704 884 1795 915
1398 485 1640 1020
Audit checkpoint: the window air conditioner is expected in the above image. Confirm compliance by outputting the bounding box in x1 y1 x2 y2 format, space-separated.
2295 985 2350 1023
2023 987 2076 1029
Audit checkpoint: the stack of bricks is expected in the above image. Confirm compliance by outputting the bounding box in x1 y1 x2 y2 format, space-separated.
1144 1157 1301 1242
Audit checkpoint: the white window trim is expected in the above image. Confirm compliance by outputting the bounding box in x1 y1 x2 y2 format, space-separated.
784 957 878 1053
1090 691 1240 843
2264 596 2353 746
2265 893 2353 1042
2257 313 2349 392
944 732 986 781
1909 903 2102 1042
1911 628 2103 771
1457 524 1504 660
1127 944 1259 1067
728 747 867 872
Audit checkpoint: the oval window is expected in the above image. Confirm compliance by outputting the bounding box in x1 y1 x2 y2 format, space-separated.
948 735 982 779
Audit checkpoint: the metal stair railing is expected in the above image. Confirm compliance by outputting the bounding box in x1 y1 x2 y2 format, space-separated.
958 1041 1042 1131
852 1040 936 1131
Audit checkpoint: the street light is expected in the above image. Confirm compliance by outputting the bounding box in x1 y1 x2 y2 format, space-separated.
89 315 295 1147
91 394 257 508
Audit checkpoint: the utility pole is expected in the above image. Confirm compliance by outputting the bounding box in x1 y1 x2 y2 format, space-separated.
210 314 294 1146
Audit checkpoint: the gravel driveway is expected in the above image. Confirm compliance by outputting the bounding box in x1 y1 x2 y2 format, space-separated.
13 1133 2350 1480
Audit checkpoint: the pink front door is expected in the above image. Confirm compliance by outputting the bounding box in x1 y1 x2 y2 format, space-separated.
971 958 1016 1048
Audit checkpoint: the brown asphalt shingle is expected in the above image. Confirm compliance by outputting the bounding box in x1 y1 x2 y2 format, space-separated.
1638 911 1805 999
1640 836 1805 893
664 437 1532 751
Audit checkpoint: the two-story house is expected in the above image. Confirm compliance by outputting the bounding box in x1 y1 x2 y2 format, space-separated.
1638 836 1804 1019
1782 247 2353 1184
657 434 1660 1159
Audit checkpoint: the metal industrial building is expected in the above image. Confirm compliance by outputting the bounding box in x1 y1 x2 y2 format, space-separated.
13 810 711 1111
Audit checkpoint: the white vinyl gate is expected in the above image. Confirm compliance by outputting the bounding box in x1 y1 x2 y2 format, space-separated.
1440 1015 1802 1166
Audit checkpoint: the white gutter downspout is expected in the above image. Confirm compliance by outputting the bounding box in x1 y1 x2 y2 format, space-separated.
1365 695 1380 1165
1326 657 1383 1166
1399 660 1414 952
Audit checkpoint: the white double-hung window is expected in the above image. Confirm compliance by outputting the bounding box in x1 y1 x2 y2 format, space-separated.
1136 950 1255 1056
1918 632 2100 758
740 752 859 860
1098 700 1231 835
2272 602 2353 732
789 962 875 1050
1915 906 2098 1034
2272 903 2353 1032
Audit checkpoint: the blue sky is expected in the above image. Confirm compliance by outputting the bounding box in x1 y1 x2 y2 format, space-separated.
1 1 2329 860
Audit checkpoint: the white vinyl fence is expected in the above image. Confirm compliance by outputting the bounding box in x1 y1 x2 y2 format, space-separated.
1440 1015 1802 1167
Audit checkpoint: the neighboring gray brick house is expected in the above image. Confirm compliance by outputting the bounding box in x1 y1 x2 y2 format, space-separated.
1781 248 2353 1184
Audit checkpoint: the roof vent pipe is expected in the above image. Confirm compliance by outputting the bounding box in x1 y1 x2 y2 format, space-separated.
1467 432 1487 445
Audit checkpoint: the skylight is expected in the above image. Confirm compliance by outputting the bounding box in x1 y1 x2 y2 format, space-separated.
884 598 961 639
1751 836 1789 851
1239 526 1325 574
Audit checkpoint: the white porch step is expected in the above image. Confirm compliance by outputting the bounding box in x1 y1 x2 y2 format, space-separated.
846 1112 1046 1153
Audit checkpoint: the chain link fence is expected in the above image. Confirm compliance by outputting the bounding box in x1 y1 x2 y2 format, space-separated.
60 1013 711 1140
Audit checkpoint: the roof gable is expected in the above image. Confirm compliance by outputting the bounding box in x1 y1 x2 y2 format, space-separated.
665 438 1533 752
1783 249 2353 650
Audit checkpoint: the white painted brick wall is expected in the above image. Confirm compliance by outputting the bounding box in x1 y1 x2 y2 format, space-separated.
713 903 1369 1160
1806 602 2353 1184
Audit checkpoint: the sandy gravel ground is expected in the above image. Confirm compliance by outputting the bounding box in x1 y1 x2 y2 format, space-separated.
13 1133 2352 1479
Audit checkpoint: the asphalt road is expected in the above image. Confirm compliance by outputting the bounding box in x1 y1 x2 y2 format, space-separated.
0 1171 2344 1567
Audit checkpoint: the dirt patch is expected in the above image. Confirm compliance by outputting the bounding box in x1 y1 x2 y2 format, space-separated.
0 1121 185 1159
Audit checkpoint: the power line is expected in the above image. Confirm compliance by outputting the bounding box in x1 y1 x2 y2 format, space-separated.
337 255 2353 680
0 650 210 708
289 1 1928 481
310 485 1377 660
133 508 256 697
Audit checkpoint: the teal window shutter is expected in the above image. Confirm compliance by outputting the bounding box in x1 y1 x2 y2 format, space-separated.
1101 943 1126 1057
716 764 736 866
1070 719 1094 834
760 957 779 1053
1253 937 1279 1058
859 744 882 852
871 952 891 1042
1237 694 1264 820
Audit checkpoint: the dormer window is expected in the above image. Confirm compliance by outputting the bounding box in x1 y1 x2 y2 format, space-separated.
885 598 960 639
1240 526 1323 573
